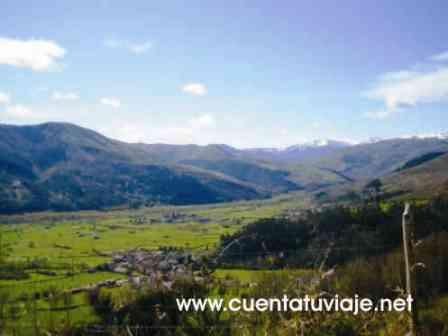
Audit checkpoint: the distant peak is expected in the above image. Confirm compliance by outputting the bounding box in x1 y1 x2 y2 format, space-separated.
286 139 353 151
361 133 448 144
398 133 448 140
364 137 384 144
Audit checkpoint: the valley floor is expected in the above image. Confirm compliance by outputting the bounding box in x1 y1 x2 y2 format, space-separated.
0 194 311 334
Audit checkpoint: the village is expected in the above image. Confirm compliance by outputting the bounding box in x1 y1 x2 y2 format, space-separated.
71 249 205 294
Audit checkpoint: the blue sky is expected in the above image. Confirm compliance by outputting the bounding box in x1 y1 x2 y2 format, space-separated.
1 0 448 147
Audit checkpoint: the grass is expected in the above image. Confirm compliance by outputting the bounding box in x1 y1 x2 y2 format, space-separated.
1 193 308 262
0 195 310 334
214 268 314 283
4 221 237 262
1 272 127 299
3 291 102 334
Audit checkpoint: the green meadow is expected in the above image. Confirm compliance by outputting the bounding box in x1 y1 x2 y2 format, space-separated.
0 194 309 333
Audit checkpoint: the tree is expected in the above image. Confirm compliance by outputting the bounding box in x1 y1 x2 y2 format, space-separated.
364 178 383 204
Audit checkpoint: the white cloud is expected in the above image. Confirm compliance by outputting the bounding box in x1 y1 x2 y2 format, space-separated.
364 110 391 120
156 114 216 143
101 114 216 144
0 92 11 105
129 42 152 54
104 39 151 55
99 115 361 148
0 37 65 71
188 114 215 128
365 66 448 118
51 91 79 101
182 83 208 96
430 51 448 62
100 123 147 143
5 104 34 119
100 97 121 108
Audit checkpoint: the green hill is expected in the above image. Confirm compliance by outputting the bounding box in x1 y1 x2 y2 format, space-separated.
382 152 448 197
0 123 295 213
309 138 448 181
2 122 448 213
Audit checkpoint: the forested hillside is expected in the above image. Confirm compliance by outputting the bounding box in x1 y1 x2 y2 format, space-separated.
2 122 448 214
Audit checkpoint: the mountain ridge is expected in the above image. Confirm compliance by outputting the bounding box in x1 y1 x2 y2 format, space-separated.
0 122 296 213
1 122 448 213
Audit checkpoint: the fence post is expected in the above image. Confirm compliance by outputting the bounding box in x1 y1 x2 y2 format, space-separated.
402 202 418 335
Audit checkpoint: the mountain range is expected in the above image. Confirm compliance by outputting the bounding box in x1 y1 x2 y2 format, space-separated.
1 122 448 213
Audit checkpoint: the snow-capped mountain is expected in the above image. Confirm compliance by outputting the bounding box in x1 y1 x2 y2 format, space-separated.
397 133 448 140
244 139 353 162
285 139 353 151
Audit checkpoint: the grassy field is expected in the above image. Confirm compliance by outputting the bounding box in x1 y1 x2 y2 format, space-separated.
1 192 308 260
214 268 313 283
0 193 310 333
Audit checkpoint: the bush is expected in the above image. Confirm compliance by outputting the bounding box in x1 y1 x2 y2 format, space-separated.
0 261 29 280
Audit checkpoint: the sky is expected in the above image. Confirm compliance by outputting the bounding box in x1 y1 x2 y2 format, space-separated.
1 0 448 148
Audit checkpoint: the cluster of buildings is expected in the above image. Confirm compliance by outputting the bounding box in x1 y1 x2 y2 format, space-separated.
89 249 203 290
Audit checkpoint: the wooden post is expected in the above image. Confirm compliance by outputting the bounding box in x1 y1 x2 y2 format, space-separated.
32 279 38 336
402 202 418 335
0 229 3 261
